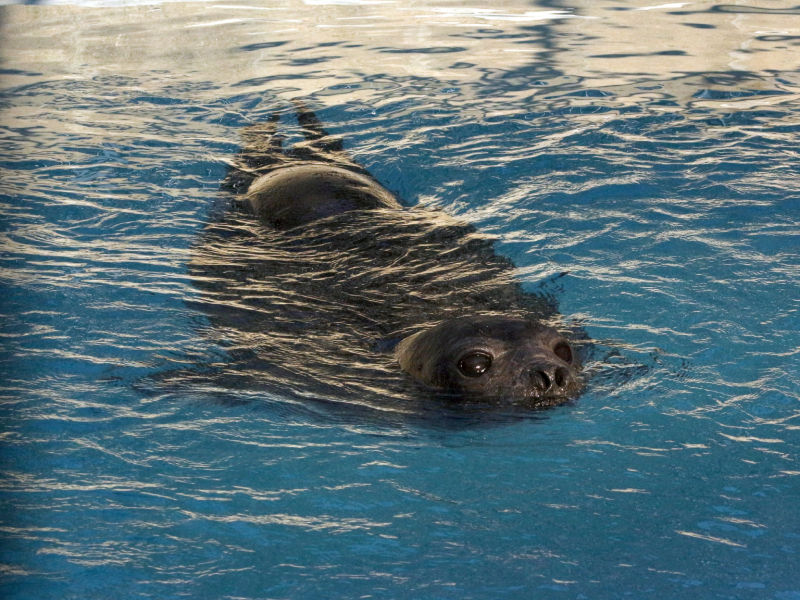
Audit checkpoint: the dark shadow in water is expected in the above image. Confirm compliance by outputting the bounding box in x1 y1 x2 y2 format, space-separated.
376 47 467 54
238 41 290 52
692 87 791 99
0 68 43 76
283 56 342 67
756 34 800 43
293 42 345 53
232 74 330 88
674 4 800 15
590 50 688 59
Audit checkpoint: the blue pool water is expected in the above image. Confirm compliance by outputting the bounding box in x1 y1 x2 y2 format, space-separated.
1 1 799 598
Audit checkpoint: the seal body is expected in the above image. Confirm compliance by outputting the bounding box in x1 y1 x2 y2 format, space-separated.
190 102 585 408
246 163 401 230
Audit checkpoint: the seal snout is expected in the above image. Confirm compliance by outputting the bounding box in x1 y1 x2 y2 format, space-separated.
527 363 572 395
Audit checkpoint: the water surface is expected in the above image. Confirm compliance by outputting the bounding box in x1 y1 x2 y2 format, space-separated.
1 1 799 598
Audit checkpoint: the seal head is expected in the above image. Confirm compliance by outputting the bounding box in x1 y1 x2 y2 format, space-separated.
396 316 582 403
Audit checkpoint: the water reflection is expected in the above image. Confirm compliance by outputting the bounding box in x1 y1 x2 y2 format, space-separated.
3 0 800 105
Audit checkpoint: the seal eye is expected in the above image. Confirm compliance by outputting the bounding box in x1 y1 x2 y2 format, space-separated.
458 352 492 378
553 341 572 364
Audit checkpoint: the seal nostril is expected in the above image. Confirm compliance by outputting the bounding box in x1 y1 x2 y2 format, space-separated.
530 370 551 393
554 367 568 388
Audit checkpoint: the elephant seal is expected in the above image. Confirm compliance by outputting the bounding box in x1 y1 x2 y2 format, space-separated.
190 102 585 408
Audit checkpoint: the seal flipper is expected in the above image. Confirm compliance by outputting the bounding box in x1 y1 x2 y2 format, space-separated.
289 100 378 180
223 101 402 229
292 99 345 154
222 114 285 194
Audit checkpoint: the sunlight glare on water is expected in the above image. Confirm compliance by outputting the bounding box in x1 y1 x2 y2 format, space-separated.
1 0 799 598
